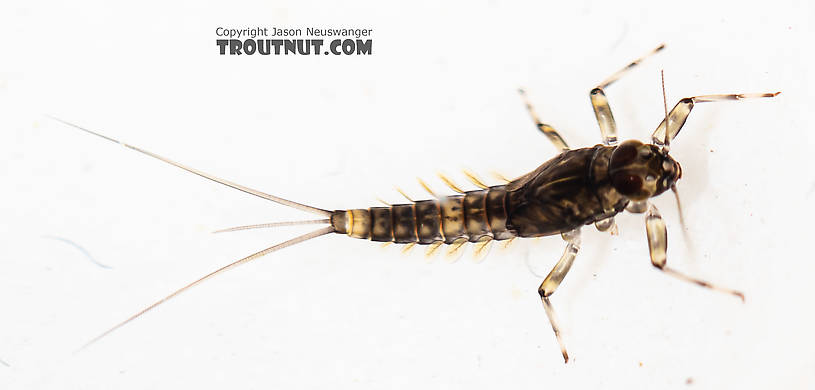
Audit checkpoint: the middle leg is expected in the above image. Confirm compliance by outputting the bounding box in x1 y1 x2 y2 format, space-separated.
537 228 581 363
591 44 666 146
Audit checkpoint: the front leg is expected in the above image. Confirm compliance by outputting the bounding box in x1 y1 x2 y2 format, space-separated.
651 92 780 145
645 203 744 301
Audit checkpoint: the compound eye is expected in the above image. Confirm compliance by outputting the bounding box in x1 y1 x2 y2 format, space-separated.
612 173 644 197
609 140 642 170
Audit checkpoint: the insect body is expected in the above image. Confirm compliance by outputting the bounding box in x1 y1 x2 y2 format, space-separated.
335 142 674 243
53 44 779 362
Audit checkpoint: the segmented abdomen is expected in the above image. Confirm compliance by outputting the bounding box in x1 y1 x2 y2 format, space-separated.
330 185 515 244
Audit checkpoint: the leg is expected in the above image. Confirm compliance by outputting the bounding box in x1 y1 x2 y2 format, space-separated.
518 89 570 151
644 203 744 301
651 92 781 145
537 228 581 363
594 216 618 235
592 44 666 145
626 199 648 214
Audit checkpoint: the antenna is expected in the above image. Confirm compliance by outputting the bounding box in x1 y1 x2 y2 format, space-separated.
660 70 670 153
659 72 690 236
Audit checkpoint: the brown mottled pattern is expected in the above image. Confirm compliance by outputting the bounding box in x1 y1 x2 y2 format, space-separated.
462 190 490 242
505 145 629 237
485 186 513 240
439 195 466 244
332 145 631 244
368 207 393 242
391 204 417 243
414 200 442 244
331 187 513 246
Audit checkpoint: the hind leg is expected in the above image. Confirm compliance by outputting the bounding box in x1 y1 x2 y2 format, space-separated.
518 89 570 151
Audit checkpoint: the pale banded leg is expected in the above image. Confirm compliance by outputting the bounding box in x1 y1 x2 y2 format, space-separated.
626 199 649 214
538 228 581 363
594 216 619 235
518 89 570 151
645 203 744 301
592 44 666 145
651 92 781 146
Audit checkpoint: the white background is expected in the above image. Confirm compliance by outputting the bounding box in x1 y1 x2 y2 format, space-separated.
1 1 812 389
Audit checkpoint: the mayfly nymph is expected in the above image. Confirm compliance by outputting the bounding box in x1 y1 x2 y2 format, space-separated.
52 44 779 362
